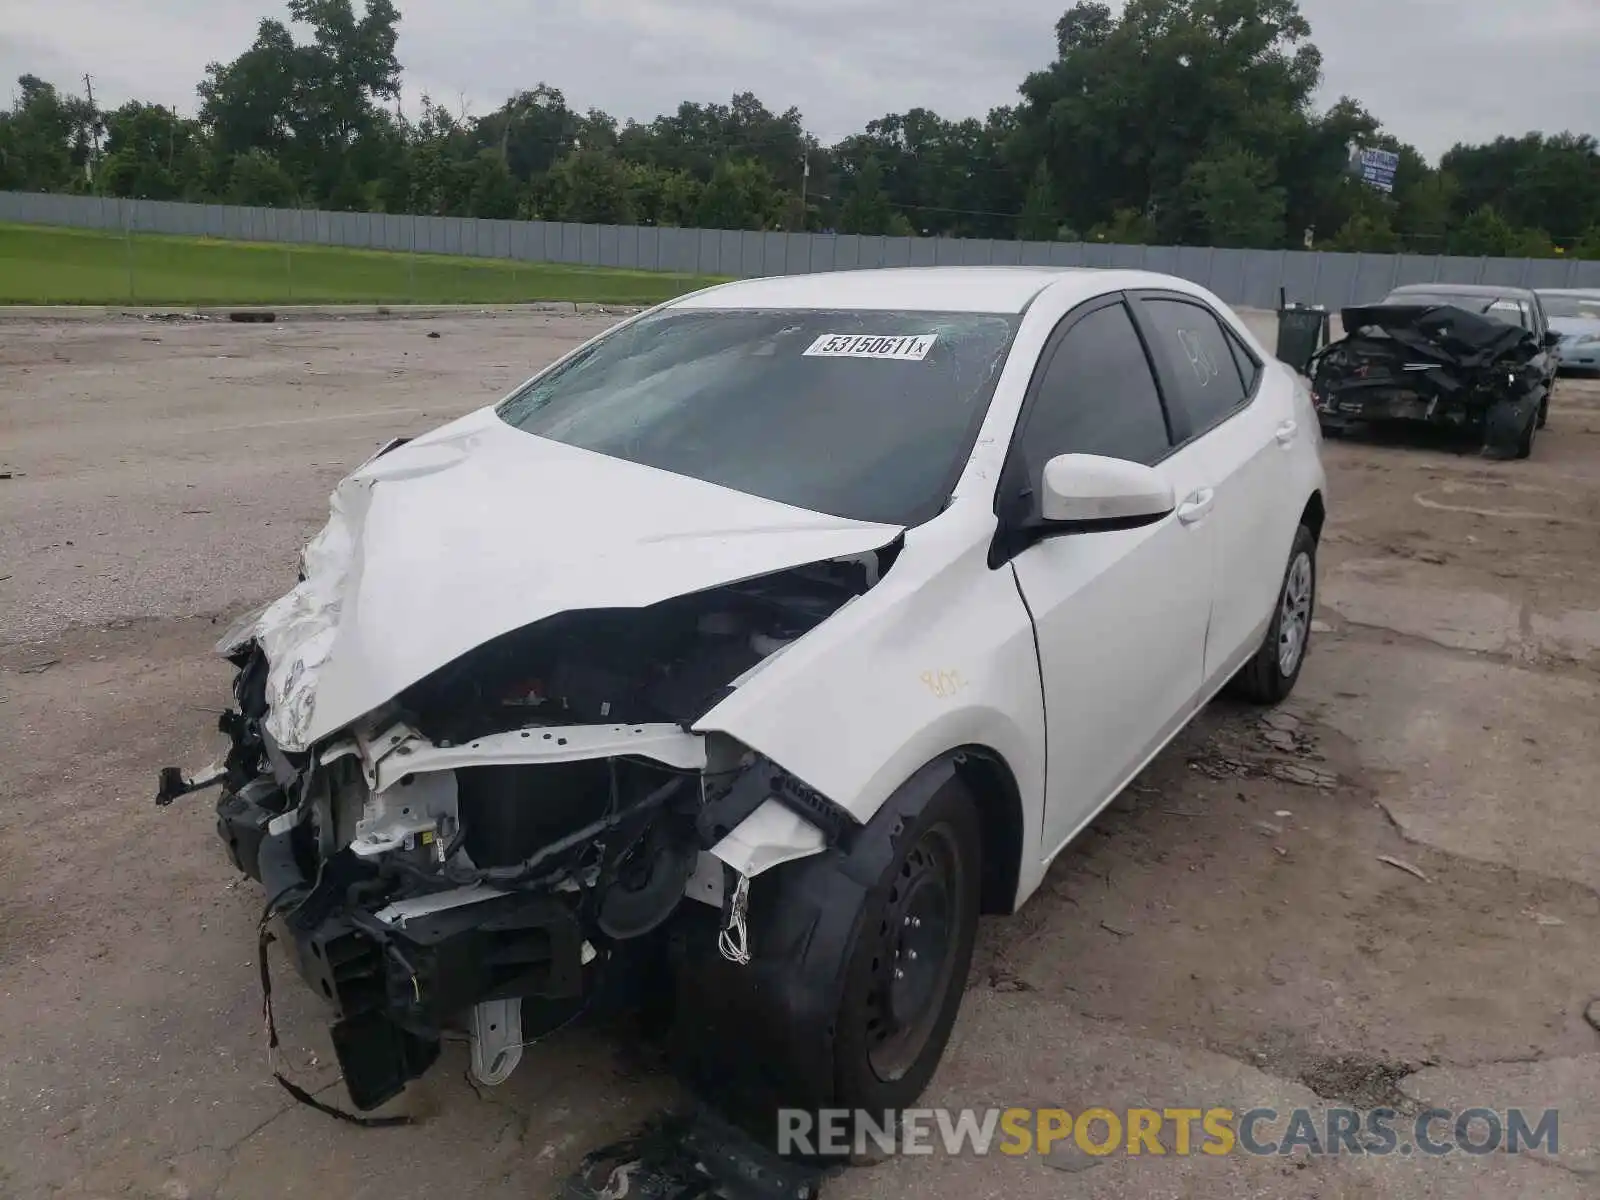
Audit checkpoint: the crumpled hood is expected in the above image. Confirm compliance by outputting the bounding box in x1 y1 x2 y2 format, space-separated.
1338 304 1536 367
230 406 902 751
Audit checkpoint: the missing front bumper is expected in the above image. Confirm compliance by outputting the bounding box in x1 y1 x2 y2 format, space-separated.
223 777 590 1110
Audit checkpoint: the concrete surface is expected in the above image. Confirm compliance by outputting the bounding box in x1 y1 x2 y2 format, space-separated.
2 310 1598 1199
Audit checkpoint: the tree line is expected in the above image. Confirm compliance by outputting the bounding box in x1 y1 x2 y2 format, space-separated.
4 0 1600 258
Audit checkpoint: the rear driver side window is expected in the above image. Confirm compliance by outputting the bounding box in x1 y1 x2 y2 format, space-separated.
1140 298 1249 435
1019 302 1172 476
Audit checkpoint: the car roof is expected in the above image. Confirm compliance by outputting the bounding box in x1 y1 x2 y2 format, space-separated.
1387 282 1537 300
668 266 1221 315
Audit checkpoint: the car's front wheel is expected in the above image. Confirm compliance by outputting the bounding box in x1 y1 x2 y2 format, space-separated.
1231 524 1317 705
831 778 981 1112
667 763 983 1133
1517 401 1539 459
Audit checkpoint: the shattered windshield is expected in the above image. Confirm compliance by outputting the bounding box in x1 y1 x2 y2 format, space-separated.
496 308 1020 526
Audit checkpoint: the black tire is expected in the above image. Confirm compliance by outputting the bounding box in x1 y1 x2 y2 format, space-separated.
1230 525 1317 705
1536 393 1550 429
1516 403 1537 459
832 778 981 1113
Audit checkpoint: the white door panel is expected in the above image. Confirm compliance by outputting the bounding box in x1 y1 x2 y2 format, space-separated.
1015 438 1214 857
1129 294 1300 687
1200 382 1296 685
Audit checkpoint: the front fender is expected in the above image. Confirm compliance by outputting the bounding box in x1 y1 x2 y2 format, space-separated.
696 510 1046 898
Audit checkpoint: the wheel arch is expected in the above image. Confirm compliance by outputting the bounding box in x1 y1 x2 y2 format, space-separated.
670 740 1018 1115
1300 489 1326 543
949 745 1027 915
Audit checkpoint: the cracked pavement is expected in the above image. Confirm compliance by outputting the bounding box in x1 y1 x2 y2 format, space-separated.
2 313 1598 1199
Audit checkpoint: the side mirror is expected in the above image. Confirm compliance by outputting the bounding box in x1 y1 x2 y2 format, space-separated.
1543 330 1563 348
1039 453 1176 528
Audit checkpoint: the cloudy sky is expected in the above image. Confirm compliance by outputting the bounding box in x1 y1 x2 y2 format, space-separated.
2 0 1596 160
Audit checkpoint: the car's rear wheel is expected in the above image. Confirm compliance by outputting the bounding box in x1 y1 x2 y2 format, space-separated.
832 781 980 1112
1230 524 1317 705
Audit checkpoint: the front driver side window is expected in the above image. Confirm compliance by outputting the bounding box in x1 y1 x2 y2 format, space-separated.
1018 301 1173 488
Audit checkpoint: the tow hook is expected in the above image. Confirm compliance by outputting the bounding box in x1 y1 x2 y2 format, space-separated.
155 762 226 807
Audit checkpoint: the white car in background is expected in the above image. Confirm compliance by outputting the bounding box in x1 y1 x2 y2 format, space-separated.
161 266 1328 1126
1538 288 1600 373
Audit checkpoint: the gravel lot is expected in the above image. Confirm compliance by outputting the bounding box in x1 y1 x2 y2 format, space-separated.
2 310 1598 1199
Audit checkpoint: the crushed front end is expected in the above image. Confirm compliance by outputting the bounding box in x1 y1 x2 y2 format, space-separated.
160 554 883 1114
1309 303 1544 454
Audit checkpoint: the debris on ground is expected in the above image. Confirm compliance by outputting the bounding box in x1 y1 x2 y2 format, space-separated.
1043 1142 1104 1174
1377 855 1432 884
1522 910 1565 927
560 1108 826 1200
1187 713 1332 787
987 965 1035 993
1270 762 1340 789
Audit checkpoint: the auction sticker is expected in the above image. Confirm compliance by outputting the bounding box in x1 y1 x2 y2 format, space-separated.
803 333 937 360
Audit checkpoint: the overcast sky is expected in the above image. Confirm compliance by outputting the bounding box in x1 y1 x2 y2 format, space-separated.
2 0 1596 160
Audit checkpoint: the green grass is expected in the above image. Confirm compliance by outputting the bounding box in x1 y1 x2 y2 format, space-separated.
0 223 728 306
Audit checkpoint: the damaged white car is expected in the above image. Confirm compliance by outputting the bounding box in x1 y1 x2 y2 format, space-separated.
160 266 1326 1120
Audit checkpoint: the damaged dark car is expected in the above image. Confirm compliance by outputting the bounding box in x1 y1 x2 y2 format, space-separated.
1310 283 1559 459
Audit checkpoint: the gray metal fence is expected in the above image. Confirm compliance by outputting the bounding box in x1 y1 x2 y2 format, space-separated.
5 189 1599 311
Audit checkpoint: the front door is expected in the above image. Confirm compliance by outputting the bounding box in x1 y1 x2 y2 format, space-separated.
1000 296 1216 860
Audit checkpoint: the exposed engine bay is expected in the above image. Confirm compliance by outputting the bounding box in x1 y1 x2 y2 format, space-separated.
400 555 879 743
1309 304 1545 454
157 550 890 1115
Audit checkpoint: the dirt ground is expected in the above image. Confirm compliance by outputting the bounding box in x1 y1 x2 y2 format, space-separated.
2 311 1598 1200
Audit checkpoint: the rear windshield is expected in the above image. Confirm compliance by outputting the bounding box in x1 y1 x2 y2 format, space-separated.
497 308 1020 526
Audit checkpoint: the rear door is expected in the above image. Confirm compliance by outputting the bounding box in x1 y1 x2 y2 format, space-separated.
1129 291 1296 689
998 295 1216 859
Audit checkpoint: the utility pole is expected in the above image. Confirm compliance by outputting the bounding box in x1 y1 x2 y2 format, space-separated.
499 94 529 166
797 151 810 232
82 74 101 182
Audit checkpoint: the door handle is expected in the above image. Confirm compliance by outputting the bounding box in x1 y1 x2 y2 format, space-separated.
1275 419 1298 445
1177 487 1215 525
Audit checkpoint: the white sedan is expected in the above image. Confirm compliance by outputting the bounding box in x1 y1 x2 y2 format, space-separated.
162 266 1327 1124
